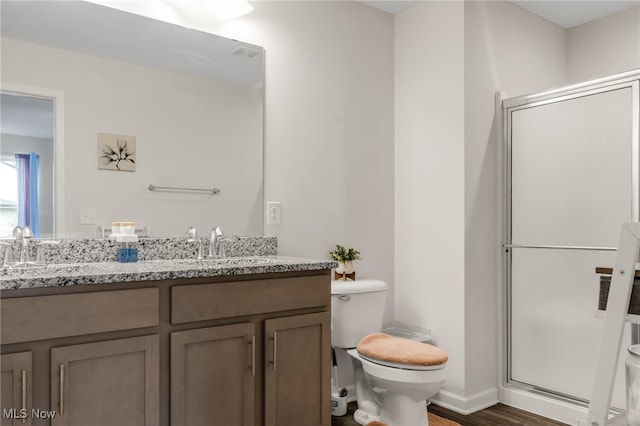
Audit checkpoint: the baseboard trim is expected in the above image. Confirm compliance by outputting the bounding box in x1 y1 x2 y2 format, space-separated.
430 387 499 415
344 382 593 424
499 386 588 425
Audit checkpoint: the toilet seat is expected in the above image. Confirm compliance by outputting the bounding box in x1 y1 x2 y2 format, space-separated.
357 333 448 368
358 353 443 371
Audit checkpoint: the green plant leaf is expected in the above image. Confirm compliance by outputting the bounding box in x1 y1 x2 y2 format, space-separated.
329 244 361 261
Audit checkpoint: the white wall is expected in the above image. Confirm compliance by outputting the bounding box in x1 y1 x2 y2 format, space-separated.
395 0 466 399
466 1 567 97
462 1 639 422
395 0 568 413
225 1 396 321
2 38 263 238
201 1 395 391
567 6 640 83
463 0 566 410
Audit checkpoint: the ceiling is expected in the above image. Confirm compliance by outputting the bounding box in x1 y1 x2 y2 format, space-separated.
362 0 640 28
510 0 640 28
360 1 421 15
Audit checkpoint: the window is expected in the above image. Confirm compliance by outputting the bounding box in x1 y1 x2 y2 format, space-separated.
0 155 18 238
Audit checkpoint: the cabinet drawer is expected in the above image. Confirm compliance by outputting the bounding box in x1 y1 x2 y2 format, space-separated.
1 288 159 344
171 275 329 324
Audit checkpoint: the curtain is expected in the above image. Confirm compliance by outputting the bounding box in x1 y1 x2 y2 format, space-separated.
15 152 40 237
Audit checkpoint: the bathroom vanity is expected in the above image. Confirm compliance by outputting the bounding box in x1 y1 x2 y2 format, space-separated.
0 255 334 426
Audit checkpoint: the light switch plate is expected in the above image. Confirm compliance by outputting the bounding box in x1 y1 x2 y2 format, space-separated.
267 202 281 225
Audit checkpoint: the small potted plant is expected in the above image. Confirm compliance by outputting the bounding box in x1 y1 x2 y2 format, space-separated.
329 244 361 280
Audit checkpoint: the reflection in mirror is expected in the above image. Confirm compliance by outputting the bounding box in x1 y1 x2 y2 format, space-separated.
0 93 54 238
0 1 264 239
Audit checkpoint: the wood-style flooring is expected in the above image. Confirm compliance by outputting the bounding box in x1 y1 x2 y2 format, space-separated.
331 402 568 426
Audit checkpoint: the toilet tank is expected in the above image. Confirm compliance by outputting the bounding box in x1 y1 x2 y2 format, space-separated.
331 279 388 348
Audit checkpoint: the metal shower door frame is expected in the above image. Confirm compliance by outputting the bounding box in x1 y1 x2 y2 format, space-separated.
502 69 640 407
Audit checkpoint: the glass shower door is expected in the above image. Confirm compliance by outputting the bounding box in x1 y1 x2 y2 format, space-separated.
505 75 639 409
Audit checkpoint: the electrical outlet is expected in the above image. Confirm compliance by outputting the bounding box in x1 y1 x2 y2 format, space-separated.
267 202 281 225
80 208 97 225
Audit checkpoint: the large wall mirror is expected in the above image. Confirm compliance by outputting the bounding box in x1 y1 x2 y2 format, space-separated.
0 1 264 239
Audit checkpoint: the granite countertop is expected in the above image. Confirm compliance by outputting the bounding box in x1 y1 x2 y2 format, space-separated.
0 256 338 290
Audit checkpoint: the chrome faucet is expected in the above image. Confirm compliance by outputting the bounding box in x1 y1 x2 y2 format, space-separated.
209 226 225 259
186 226 204 260
3 226 58 268
14 226 32 264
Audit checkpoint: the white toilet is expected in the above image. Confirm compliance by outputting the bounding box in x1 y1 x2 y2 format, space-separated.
331 279 447 426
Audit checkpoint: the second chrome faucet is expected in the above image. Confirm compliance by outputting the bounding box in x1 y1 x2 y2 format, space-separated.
209 226 225 259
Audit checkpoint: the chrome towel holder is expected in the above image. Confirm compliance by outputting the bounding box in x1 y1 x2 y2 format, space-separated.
148 184 220 195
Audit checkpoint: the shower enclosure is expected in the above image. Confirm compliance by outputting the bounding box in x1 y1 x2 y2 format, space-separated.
503 70 640 412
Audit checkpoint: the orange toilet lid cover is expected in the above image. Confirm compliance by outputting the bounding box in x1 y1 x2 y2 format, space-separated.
357 333 448 366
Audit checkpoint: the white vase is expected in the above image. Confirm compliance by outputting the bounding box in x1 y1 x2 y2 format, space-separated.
336 260 354 274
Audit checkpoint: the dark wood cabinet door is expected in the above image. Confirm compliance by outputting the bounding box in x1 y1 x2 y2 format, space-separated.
264 312 331 426
171 323 256 426
50 335 159 426
1 351 32 426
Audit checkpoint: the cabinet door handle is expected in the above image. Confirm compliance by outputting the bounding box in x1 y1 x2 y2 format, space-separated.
250 335 256 377
271 331 278 372
59 364 65 415
21 369 27 424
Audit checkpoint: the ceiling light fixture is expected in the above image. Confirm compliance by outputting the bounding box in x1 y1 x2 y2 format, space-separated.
203 0 253 20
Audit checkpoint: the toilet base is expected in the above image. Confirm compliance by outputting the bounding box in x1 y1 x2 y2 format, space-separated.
353 408 380 425
353 400 430 426
347 348 444 426
379 394 428 426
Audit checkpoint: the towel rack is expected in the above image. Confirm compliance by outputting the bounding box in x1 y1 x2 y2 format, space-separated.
148 184 220 194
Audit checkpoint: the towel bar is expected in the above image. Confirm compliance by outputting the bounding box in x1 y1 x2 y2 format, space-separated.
148 184 220 195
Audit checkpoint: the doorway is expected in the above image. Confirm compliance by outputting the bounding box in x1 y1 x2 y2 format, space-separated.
0 84 65 238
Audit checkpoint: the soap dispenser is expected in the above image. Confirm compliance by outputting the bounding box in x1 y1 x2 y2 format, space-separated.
112 221 139 263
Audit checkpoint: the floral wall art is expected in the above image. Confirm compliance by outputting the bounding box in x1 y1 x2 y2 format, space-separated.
98 132 136 172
